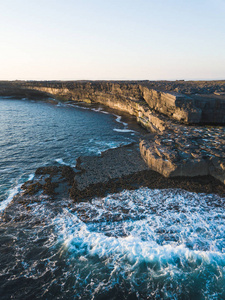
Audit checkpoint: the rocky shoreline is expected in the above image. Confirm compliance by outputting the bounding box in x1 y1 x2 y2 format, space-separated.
21 80 225 185
0 80 224 198
2 143 225 223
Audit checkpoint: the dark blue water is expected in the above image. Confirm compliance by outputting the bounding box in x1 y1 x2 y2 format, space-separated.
0 98 225 300
0 98 136 209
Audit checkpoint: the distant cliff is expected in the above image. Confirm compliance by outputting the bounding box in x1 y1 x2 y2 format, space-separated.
25 81 225 125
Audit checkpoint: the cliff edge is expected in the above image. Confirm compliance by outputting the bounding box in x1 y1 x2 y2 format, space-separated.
1 80 225 185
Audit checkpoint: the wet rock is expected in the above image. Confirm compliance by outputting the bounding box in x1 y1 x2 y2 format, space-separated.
209 158 225 185
21 181 43 196
2 143 224 221
21 166 76 200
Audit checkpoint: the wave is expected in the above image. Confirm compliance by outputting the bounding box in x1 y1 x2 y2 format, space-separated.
66 103 90 110
91 107 110 115
113 114 128 126
0 173 34 212
0 168 13 173
87 140 131 155
100 110 109 114
66 104 135 135
56 102 66 107
55 158 76 168
52 188 225 298
1 187 224 298
91 107 103 112
113 128 136 133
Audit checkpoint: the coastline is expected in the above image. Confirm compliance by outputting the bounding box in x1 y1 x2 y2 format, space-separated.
23 80 225 185
0 80 224 210
2 143 224 224
1 89 225 300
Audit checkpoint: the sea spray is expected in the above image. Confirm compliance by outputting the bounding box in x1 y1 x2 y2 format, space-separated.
52 188 225 299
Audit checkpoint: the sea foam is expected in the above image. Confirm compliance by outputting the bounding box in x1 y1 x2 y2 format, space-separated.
51 188 225 298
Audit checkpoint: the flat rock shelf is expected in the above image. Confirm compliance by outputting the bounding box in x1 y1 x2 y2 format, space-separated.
2 144 224 225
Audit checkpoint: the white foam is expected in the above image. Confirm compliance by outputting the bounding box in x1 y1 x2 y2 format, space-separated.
28 174 35 181
3 186 223 298
67 104 90 110
91 107 103 112
100 110 109 114
91 107 110 115
113 128 136 133
55 158 75 168
0 174 34 212
0 168 13 173
69 103 110 115
113 114 128 126
55 158 68 165
0 184 22 212
56 102 65 107
55 188 225 275
66 225 225 268
87 140 130 155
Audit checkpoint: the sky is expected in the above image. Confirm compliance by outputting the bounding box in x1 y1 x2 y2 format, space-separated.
0 0 225 81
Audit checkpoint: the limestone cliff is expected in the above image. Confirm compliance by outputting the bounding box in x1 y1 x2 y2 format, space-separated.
27 83 170 132
23 81 225 185
3 80 224 185
27 81 225 125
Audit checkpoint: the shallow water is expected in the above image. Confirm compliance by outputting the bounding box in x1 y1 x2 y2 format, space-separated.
0 98 225 299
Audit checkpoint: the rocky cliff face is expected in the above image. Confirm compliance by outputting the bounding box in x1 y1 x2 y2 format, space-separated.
28 83 170 132
17 81 225 185
140 129 225 184
29 81 225 125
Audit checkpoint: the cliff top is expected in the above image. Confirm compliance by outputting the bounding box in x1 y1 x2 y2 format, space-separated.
1 80 225 96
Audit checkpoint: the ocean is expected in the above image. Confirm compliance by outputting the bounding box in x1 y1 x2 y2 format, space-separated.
0 98 225 299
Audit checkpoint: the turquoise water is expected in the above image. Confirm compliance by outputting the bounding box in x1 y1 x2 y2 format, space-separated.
0 98 225 299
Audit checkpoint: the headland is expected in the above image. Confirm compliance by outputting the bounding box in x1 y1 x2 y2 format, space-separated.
0 80 224 206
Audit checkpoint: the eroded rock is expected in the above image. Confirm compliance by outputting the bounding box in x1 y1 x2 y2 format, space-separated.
140 125 225 184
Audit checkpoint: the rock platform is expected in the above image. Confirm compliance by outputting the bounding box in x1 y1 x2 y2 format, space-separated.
2 143 225 225
3 144 224 214
140 126 225 184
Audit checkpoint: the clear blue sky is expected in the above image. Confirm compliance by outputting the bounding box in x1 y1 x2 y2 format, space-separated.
0 0 224 80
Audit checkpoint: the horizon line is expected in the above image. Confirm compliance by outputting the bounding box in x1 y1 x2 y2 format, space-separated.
1 78 225 82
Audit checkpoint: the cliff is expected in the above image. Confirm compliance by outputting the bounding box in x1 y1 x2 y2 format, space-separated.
25 81 225 125
1 80 225 185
